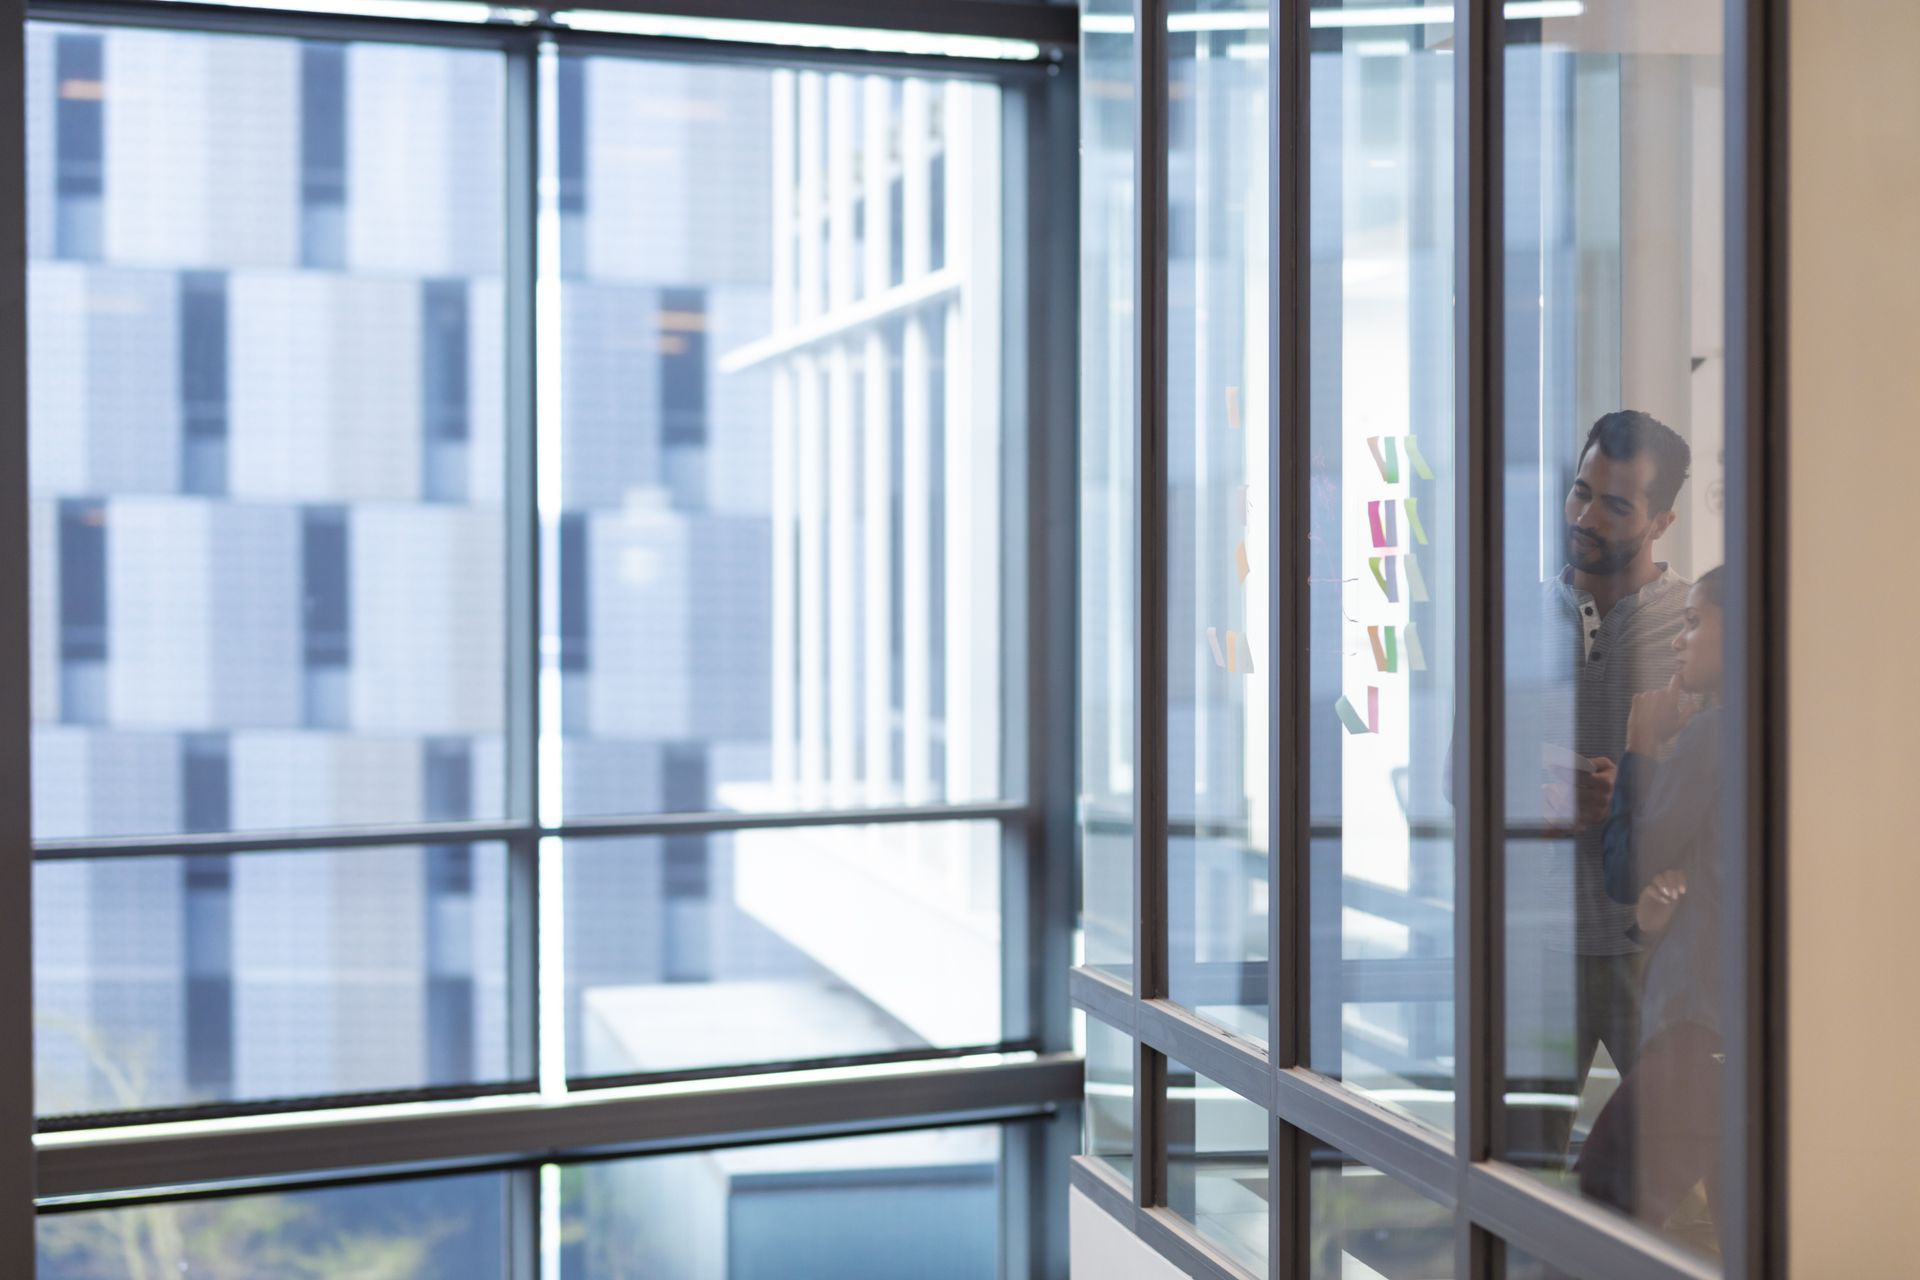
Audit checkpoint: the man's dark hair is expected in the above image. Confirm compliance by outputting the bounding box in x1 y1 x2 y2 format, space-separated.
1576 410 1692 515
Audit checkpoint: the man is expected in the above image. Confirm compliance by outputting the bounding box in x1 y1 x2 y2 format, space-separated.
1504 409 1694 1169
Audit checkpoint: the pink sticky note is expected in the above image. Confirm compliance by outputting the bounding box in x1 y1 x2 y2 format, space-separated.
1367 686 1380 733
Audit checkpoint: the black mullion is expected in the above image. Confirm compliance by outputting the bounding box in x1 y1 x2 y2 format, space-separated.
1133 0 1171 1214
1269 0 1309 1267
1454 3 1504 1280
1721 0 1789 1275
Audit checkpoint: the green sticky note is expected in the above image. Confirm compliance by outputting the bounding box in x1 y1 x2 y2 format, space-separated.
1405 435 1435 482
1404 497 1429 546
1334 694 1371 735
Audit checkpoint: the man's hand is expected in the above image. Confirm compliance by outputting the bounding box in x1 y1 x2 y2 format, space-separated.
1635 868 1688 935
1627 675 1696 756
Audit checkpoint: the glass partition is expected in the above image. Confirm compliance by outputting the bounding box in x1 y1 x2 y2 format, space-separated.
1500 6 1731 1263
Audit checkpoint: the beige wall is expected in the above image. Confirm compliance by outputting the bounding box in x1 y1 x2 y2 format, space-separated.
1788 1 1920 1273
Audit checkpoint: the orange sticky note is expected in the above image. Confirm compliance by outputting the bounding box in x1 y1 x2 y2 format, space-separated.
1225 386 1242 430
1235 541 1250 582
1225 629 1241 673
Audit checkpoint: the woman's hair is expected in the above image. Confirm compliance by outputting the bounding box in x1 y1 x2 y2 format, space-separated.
1693 564 1726 607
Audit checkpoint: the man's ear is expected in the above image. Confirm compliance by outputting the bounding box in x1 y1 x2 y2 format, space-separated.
1650 508 1679 540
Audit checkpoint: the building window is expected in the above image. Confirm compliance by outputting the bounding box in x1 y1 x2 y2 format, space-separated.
53 31 104 261
423 739 475 1085
300 506 350 729
660 743 710 983
58 498 107 725
181 734 234 1098
421 279 470 503
179 271 229 497
299 42 347 269
557 54 587 272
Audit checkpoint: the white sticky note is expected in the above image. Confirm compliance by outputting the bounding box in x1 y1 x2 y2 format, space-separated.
1207 627 1226 668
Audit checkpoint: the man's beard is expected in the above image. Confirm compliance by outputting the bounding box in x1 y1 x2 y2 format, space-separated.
1567 524 1650 576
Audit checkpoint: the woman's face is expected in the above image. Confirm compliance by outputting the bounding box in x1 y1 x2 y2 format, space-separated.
1671 583 1724 694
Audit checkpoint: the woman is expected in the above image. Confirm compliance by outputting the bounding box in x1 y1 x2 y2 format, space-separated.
1577 566 1727 1239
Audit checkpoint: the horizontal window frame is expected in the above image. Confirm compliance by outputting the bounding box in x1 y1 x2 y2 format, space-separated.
36 1051 1081 1202
32 799 1033 861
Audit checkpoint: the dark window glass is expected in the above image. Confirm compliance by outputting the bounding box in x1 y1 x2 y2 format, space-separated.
181 733 235 1096
658 286 707 449
57 499 107 665
300 507 350 670
299 43 347 268
53 33 103 260
179 271 229 496
424 738 475 1084
421 279 470 503
557 55 587 215
558 511 589 675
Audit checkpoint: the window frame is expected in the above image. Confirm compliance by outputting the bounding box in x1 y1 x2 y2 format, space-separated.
1067 0 1788 1278
0 2 1086 1275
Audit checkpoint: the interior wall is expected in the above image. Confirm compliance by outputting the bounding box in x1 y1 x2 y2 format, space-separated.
1068 1188 1186 1280
1786 0 1920 1273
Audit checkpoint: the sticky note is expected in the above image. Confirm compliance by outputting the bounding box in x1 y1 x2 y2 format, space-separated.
1403 551 1430 602
1369 555 1399 604
1405 435 1435 481
1403 621 1428 672
1233 484 1249 526
1368 501 1397 549
1368 685 1380 732
1238 632 1255 674
1404 497 1428 546
1235 541 1250 582
1207 627 1226 668
1367 436 1401 485
1225 629 1241 673
1369 625 1399 674
1334 694 1371 735
1225 386 1242 430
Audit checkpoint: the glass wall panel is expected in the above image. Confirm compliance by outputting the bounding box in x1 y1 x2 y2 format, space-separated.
548 57 1007 821
1309 1144 1452 1278
25 26 508 840
1164 0 1271 1047
1503 1244 1582 1280
1078 0 1136 982
38 1169 511 1278
1499 5 1730 1263
560 1124 1001 1279
563 821 1000 1077
1079 1010 1135 1181
34 843 510 1117
1166 1058 1269 1276
1304 1 1457 1134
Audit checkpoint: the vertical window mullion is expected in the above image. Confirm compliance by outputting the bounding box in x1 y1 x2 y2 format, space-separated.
1454 0 1505 1276
1134 0 1170 1213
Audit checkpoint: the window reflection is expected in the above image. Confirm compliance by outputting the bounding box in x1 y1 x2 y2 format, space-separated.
1500 4 1731 1262
1166 1059 1270 1276
1165 0 1272 1047
1305 0 1457 1133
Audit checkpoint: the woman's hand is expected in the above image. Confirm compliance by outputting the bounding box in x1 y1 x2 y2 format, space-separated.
1627 675 1696 755
1635 868 1688 936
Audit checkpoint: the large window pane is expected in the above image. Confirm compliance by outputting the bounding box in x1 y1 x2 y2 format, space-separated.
1304 2 1457 1134
1166 1058 1269 1276
1499 7 1730 1262
39 1169 512 1278
564 821 1000 1077
1309 1144 1452 1278
1078 1010 1134 1181
26 26 508 840
560 1125 1001 1279
548 58 1007 820
34 843 509 1117
1078 0 1136 983
1164 0 1271 1047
